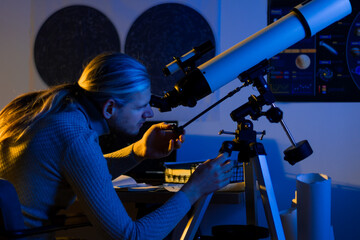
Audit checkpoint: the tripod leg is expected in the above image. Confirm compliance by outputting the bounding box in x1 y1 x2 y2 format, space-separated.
180 193 213 240
244 160 257 226
252 154 285 240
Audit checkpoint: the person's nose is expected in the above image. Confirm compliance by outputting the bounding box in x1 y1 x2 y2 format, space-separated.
143 105 154 119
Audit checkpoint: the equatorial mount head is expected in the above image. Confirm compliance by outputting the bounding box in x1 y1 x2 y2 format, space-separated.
229 61 313 165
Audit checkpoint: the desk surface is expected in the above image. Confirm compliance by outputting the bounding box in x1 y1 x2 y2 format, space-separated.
116 189 245 240
116 189 244 205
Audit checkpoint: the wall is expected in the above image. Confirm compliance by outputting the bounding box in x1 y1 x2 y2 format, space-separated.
0 0 359 239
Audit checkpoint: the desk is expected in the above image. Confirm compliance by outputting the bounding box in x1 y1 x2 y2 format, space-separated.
116 188 245 239
116 189 244 205
61 188 245 240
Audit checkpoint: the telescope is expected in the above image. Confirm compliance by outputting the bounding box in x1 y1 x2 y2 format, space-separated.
156 2 352 238
151 0 352 112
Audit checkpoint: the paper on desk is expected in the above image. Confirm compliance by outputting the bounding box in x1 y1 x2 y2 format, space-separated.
127 186 162 191
162 182 245 192
112 175 164 191
112 175 147 188
297 173 331 240
163 183 183 192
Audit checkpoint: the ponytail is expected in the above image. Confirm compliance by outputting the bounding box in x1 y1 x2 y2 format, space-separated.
0 84 75 142
0 52 150 142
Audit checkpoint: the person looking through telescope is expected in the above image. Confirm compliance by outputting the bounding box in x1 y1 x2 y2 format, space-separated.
0 52 233 240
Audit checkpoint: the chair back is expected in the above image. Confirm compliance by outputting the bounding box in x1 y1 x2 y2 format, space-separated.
0 179 25 232
0 179 91 239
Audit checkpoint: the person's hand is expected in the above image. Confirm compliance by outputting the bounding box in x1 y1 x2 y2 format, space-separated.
132 122 185 160
180 153 233 205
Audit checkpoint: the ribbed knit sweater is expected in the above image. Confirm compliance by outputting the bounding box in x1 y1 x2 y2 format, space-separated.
0 97 191 240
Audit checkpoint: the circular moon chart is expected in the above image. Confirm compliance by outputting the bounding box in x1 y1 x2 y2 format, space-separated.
34 5 120 86
125 3 216 96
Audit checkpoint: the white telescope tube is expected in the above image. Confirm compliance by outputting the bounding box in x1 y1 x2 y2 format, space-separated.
154 0 352 111
200 0 352 93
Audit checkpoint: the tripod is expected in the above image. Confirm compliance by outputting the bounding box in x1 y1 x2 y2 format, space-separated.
180 60 312 240
180 119 285 240
219 119 285 240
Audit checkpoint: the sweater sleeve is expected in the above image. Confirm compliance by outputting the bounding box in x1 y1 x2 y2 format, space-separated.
104 144 141 179
62 131 191 240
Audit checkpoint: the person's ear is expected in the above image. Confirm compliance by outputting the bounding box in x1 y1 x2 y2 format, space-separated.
102 99 116 119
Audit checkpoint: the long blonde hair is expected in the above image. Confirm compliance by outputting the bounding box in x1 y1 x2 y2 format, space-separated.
0 52 150 142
